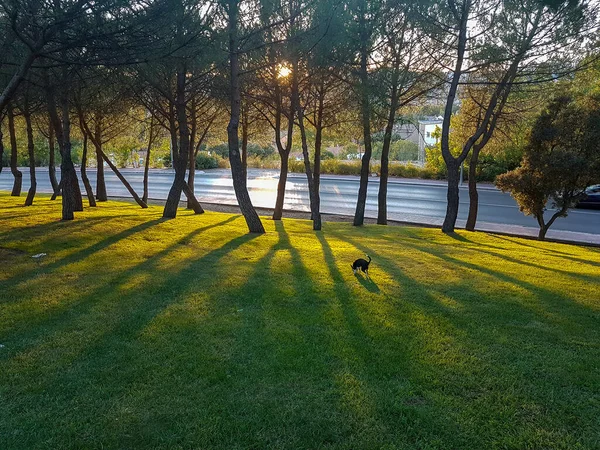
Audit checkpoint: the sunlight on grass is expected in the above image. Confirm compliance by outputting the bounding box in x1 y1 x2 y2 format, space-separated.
1 193 599 449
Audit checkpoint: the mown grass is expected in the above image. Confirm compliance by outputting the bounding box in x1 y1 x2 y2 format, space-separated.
0 193 599 449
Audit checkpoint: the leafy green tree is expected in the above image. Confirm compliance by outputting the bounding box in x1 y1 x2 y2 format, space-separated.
496 94 600 240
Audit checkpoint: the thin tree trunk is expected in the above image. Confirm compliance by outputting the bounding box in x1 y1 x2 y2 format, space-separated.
0 125 4 176
47 81 83 220
273 155 289 220
227 0 264 233
94 118 108 202
164 70 192 218
79 128 97 207
465 147 481 231
293 59 320 231
143 117 154 204
96 147 107 200
51 179 63 200
377 69 400 225
354 14 373 227
23 110 36 206
7 106 22 196
241 107 248 181
440 6 468 233
271 47 294 221
94 118 107 201
187 100 197 210
442 159 460 233
98 148 147 208
48 119 59 194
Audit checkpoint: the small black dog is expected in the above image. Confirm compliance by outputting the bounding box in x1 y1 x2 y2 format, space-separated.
351 254 371 276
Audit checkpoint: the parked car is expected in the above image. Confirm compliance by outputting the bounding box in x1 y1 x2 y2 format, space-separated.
577 185 600 208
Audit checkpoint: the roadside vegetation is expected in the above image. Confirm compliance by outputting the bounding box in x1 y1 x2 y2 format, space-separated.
1 195 599 449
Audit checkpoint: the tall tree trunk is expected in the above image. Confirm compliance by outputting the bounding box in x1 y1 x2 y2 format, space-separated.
143 118 154 204
187 100 197 210
442 159 460 233
272 48 294 221
164 70 203 217
465 147 481 231
94 120 107 201
7 106 22 196
440 6 468 233
79 127 97 207
377 69 400 225
292 60 321 231
46 78 83 220
23 110 36 206
273 155 289 220
241 106 248 181
0 125 4 176
354 16 373 227
227 0 264 233
48 119 59 195
311 86 325 229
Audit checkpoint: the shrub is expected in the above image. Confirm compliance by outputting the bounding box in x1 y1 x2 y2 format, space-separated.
195 152 220 170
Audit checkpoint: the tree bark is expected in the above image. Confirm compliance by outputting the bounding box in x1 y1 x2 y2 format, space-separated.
164 69 198 218
79 125 97 207
354 11 373 227
23 110 36 206
226 0 264 233
292 60 321 231
46 80 83 220
241 105 248 181
51 179 63 201
7 106 22 196
377 65 400 225
271 48 294 221
465 147 481 231
273 155 289 220
442 159 460 233
440 5 468 233
48 119 59 194
98 148 147 208
143 117 154 204
94 119 108 201
187 100 197 210
0 126 4 176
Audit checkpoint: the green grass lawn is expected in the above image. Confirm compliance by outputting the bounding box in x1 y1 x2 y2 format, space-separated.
1 193 599 449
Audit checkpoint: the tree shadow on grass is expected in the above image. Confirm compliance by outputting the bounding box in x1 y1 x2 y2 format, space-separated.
0 214 253 382
0 217 172 289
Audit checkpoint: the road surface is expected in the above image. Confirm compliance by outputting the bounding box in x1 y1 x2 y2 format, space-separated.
1 167 598 235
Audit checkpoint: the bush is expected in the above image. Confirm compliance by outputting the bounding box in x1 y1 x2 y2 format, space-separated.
195 152 220 170
207 143 229 158
321 150 335 160
247 143 276 159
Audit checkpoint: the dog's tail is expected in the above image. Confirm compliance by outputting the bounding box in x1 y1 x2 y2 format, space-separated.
366 254 371 264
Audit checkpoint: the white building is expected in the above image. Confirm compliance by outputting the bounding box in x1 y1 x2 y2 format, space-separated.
417 118 442 166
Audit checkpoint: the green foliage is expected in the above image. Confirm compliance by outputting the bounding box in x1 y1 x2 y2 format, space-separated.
208 143 230 158
425 146 447 178
195 152 220 170
496 94 600 235
320 150 335 160
247 143 276 159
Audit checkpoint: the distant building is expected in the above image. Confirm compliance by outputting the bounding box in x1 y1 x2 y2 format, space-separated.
417 118 442 166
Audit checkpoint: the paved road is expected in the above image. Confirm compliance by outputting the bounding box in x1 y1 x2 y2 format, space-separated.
1 167 598 236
